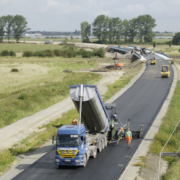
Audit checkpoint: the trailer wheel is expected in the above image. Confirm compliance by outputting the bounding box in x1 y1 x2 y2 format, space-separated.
102 140 105 150
83 155 87 167
104 138 107 147
98 142 102 152
92 149 97 158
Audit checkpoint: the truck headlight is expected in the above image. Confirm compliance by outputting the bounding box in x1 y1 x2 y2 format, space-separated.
56 159 60 162
75 160 80 162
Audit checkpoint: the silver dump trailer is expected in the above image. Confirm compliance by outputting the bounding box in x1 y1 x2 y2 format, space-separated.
70 84 109 133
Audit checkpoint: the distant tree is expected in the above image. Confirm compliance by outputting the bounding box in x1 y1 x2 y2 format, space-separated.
92 15 109 43
0 16 6 43
108 18 113 42
172 32 180 45
12 15 30 43
4 15 14 43
122 19 129 42
169 41 172 47
80 21 91 42
71 35 73 42
128 18 138 42
153 41 156 48
137 15 156 42
110 17 123 42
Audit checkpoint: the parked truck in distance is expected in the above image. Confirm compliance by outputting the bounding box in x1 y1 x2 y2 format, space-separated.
53 84 143 167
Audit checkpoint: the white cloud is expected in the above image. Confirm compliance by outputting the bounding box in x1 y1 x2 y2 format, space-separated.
0 0 179 31
0 0 12 4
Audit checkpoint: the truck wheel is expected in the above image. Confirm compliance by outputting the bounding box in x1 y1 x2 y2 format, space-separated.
92 149 97 158
83 155 87 167
102 140 105 150
104 138 107 147
98 142 102 152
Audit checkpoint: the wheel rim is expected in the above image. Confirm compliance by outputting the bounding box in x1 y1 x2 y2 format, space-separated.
83 156 87 167
94 150 97 158
99 142 102 152
102 141 105 149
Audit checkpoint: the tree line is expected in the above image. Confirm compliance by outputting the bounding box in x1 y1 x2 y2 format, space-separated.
81 14 156 44
0 15 30 43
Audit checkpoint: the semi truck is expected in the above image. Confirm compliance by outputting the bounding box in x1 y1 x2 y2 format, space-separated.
53 84 143 167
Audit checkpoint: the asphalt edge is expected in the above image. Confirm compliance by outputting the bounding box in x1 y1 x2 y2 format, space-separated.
106 62 146 103
119 63 178 180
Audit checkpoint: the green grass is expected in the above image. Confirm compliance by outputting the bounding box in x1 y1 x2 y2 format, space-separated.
2 37 172 46
103 75 136 102
0 43 64 52
149 81 180 179
0 72 102 128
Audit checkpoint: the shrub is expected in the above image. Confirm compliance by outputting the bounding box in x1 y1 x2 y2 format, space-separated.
1 50 9 56
178 49 180 52
153 41 156 48
23 51 33 57
94 48 105 58
64 49 76 58
11 68 19 72
43 50 55 57
169 41 172 47
9 51 16 56
172 32 180 45
33 51 44 57
171 61 174 64
18 93 28 100
76 49 93 58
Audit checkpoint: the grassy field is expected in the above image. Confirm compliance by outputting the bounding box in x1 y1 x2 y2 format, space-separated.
0 57 104 128
3 37 172 44
0 43 64 52
149 81 180 179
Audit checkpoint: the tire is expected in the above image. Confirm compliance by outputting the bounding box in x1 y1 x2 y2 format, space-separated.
102 140 105 150
104 138 107 147
92 149 97 158
98 142 102 152
83 155 87 167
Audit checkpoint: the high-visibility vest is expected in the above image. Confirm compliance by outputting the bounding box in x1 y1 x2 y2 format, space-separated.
121 127 124 131
72 119 78 125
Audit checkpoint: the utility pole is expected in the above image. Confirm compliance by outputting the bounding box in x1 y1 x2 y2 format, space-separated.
162 152 180 158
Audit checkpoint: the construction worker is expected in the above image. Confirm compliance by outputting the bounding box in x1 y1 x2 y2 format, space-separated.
125 128 132 148
72 118 78 125
113 113 118 122
120 126 124 136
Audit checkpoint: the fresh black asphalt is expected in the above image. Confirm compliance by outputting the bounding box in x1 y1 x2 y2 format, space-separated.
12 56 173 180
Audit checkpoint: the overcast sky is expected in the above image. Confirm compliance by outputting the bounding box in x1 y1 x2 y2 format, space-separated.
0 0 179 32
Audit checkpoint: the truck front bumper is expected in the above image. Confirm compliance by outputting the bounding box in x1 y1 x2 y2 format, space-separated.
55 155 84 166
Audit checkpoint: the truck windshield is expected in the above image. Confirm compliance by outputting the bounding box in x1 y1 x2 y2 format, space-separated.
56 135 80 146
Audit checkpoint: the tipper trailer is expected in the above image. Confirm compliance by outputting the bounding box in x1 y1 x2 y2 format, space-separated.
53 84 143 167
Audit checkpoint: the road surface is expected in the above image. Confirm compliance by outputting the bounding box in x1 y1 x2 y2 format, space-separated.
11 56 173 180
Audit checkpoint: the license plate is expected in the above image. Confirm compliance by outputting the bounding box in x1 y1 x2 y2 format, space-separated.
65 159 70 162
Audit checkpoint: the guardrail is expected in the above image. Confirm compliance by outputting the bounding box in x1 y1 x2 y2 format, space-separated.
146 49 152 51
156 51 170 58
134 52 141 59
110 46 130 53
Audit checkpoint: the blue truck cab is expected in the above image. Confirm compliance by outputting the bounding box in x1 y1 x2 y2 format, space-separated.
55 125 87 167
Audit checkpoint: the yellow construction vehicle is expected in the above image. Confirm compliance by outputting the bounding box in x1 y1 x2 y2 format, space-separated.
150 55 156 65
161 65 170 78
